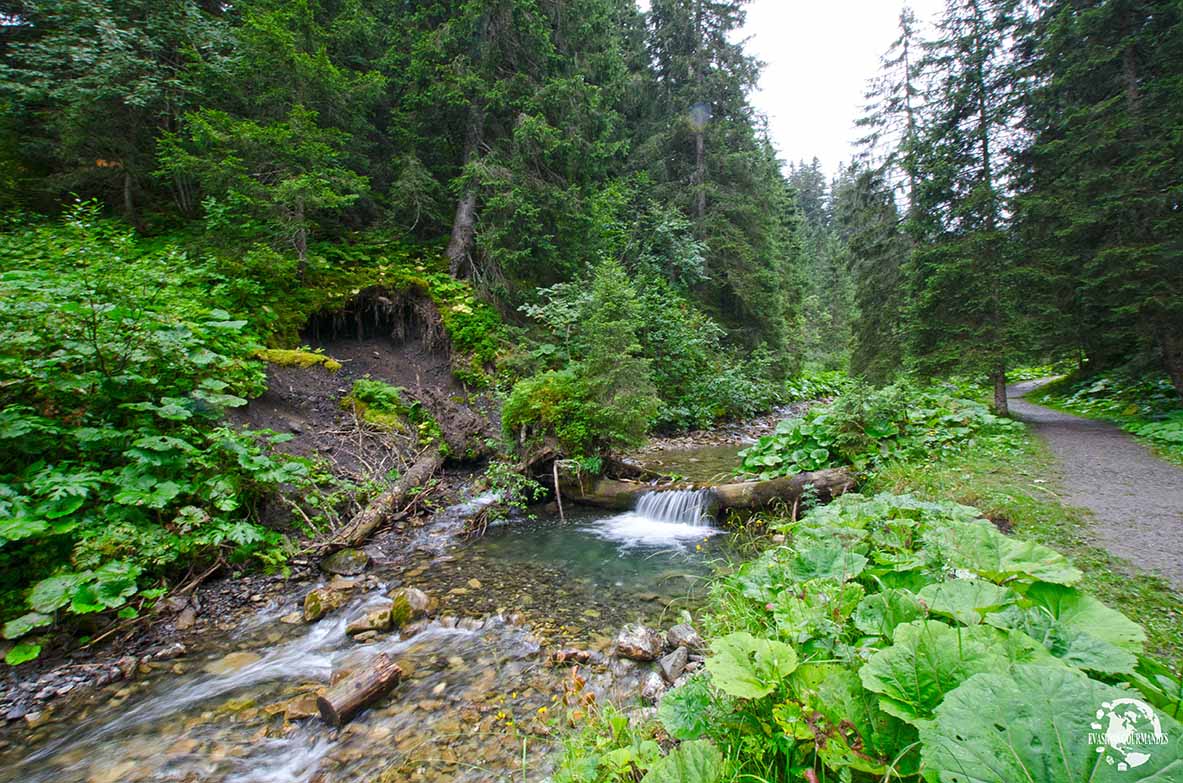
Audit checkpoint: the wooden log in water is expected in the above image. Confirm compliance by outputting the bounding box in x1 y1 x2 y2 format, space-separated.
317 653 403 727
562 467 855 516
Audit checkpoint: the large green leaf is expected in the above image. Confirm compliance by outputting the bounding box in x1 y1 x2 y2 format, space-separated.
2 612 51 640
782 663 920 776
986 584 1146 674
859 620 1049 726
918 579 1015 625
772 579 864 644
934 521 1082 586
1025 582 1145 650
791 544 868 582
28 572 91 613
705 632 798 699
922 664 1183 782
640 740 723 783
853 589 925 637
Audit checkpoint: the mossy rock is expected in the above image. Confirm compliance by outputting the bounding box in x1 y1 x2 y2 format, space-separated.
303 586 349 622
256 348 342 373
388 587 434 628
320 548 370 576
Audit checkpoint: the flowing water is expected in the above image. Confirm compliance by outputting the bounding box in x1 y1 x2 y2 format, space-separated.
0 491 733 783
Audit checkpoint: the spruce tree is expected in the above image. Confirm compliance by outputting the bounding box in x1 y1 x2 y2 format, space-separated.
907 0 1025 413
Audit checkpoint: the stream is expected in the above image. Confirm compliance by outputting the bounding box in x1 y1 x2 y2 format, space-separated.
0 478 736 783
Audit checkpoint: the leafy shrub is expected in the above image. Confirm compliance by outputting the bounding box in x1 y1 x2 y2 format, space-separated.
504 259 659 459
342 378 445 453
0 204 315 661
630 493 1183 782
782 369 851 402
519 268 779 432
739 383 1020 478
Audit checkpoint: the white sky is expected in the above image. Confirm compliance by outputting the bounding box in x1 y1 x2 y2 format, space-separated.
741 0 945 177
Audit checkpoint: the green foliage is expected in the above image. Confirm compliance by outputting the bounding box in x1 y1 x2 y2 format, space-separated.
634 492 1183 781
703 632 798 699
739 383 1020 478
0 204 314 660
342 379 444 453
518 265 781 433
782 369 851 403
922 664 1183 782
504 258 659 458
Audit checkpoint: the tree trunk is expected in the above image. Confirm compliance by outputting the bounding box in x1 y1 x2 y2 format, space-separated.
560 467 855 515
693 129 706 219
992 363 1009 416
1158 328 1183 399
294 200 308 279
317 653 403 727
325 449 444 551
446 107 485 278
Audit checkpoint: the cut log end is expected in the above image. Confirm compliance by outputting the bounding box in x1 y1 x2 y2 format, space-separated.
316 653 403 727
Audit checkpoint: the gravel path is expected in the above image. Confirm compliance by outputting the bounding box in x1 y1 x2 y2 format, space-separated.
1008 379 1183 591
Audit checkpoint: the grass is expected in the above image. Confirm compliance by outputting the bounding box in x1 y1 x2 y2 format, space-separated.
865 430 1183 672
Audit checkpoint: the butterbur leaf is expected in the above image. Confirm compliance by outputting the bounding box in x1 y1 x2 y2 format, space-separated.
853 589 925 637
70 583 106 614
705 632 798 699
3 612 51 640
1024 582 1145 650
640 739 724 783
936 520 1082 585
922 664 1183 782
791 544 868 582
918 579 1015 625
29 572 91 613
859 620 1019 725
5 643 41 665
790 664 920 776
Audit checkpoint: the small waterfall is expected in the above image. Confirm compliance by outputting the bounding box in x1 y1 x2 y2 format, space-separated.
634 489 714 526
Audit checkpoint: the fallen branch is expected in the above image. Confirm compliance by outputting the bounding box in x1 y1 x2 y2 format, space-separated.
323 448 445 552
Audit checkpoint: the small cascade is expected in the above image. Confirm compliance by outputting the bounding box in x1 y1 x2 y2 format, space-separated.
634 489 715 526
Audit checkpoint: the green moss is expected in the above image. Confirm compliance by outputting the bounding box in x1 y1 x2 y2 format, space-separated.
262 233 505 387
255 348 342 372
342 378 447 453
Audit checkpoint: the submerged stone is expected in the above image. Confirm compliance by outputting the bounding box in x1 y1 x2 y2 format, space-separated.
321 548 370 576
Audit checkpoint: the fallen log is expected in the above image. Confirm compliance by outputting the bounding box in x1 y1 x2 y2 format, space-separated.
325 449 444 551
561 467 855 517
710 467 855 511
317 653 403 727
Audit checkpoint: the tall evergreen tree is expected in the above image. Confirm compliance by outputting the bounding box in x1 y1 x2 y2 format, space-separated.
907 0 1025 413
1016 0 1183 394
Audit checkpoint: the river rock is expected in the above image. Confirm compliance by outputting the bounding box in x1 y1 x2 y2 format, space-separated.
640 670 666 703
345 605 393 635
659 646 689 684
614 624 663 661
388 587 434 627
303 586 349 622
666 623 704 652
203 651 261 675
321 548 370 576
